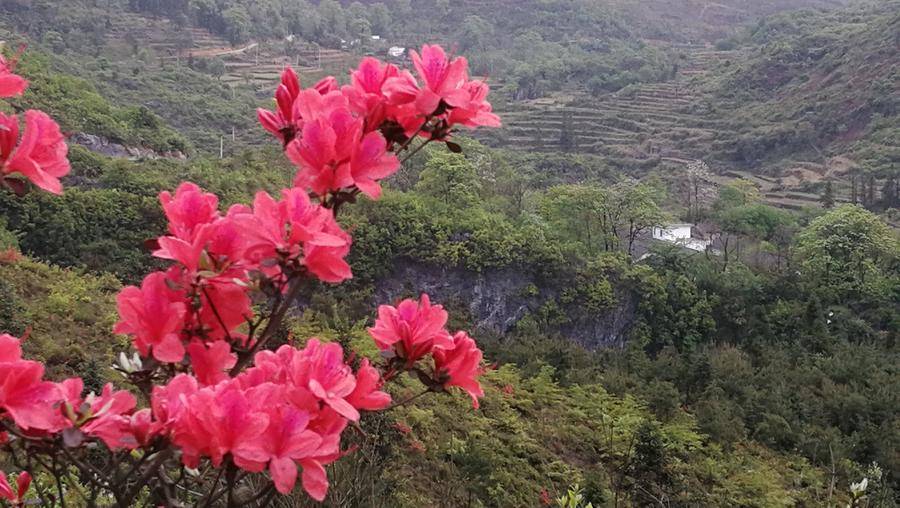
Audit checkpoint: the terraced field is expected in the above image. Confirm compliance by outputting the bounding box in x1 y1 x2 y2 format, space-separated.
485 46 734 163
484 45 858 212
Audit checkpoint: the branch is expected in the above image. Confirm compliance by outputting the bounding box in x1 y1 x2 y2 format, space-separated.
230 275 306 375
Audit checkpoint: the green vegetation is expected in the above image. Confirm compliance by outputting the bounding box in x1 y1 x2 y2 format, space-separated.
0 0 897 504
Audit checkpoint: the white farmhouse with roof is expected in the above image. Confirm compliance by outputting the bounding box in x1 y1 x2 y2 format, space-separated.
652 223 711 253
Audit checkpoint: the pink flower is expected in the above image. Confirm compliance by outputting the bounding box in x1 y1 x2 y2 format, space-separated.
187 341 237 386
257 67 340 144
343 57 400 131
79 383 139 449
0 334 63 431
385 45 470 117
0 110 70 194
432 331 485 408
151 374 199 428
126 409 158 448
170 382 269 468
57 379 140 449
237 188 352 283
368 294 453 365
303 218 353 283
0 52 27 97
159 183 220 241
114 272 187 363
346 359 391 411
0 470 31 505
285 90 399 199
194 280 252 341
447 80 501 129
290 339 359 421
233 402 322 495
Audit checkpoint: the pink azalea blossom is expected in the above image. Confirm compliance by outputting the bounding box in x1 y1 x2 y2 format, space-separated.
433 331 485 408
368 294 454 365
237 188 352 282
170 381 269 468
0 110 70 194
447 80 501 129
159 182 220 241
0 334 63 431
257 67 341 144
0 470 30 505
286 90 399 199
187 341 237 386
343 57 400 131
58 378 141 449
233 400 322 495
114 272 187 363
346 359 391 411
290 339 359 421
385 45 470 117
0 52 27 97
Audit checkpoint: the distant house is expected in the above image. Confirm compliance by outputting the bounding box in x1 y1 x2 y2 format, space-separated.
388 46 406 58
651 223 712 253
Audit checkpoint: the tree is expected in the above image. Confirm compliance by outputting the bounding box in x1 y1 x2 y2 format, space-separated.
684 160 712 220
222 5 251 45
616 181 667 256
416 151 482 207
821 179 835 209
795 205 899 302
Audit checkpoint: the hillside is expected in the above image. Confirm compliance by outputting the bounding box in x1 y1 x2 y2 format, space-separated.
0 0 898 505
707 1 900 209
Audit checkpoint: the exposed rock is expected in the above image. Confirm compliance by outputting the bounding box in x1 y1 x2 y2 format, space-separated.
375 259 638 349
70 133 186 160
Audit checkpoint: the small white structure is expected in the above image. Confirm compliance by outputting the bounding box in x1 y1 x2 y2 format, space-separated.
388 46 406 58
371 35 381 40
652 223 711 253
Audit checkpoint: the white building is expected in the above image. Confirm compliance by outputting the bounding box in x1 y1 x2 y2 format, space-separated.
388 46 406 58
652 223 711 253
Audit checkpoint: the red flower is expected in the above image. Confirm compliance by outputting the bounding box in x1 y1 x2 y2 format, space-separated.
0 110 70 194
433 331 485 408
114 272 187 363
0 52 27 97
368 294 453 366
540 488 552 506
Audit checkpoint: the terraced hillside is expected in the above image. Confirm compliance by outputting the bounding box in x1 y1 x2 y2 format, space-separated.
219 44 360 90
484 46 734 163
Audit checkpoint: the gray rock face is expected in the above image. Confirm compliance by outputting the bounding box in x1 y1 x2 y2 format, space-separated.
374 259 638 349
71 133 186 160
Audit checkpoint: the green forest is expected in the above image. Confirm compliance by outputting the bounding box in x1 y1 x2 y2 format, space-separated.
0 0 898 506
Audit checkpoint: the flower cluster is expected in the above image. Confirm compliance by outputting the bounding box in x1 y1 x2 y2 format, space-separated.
0 44 495 505
370 294 485 407
0 50 70 195
115 182 352 365
260 44 499 201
